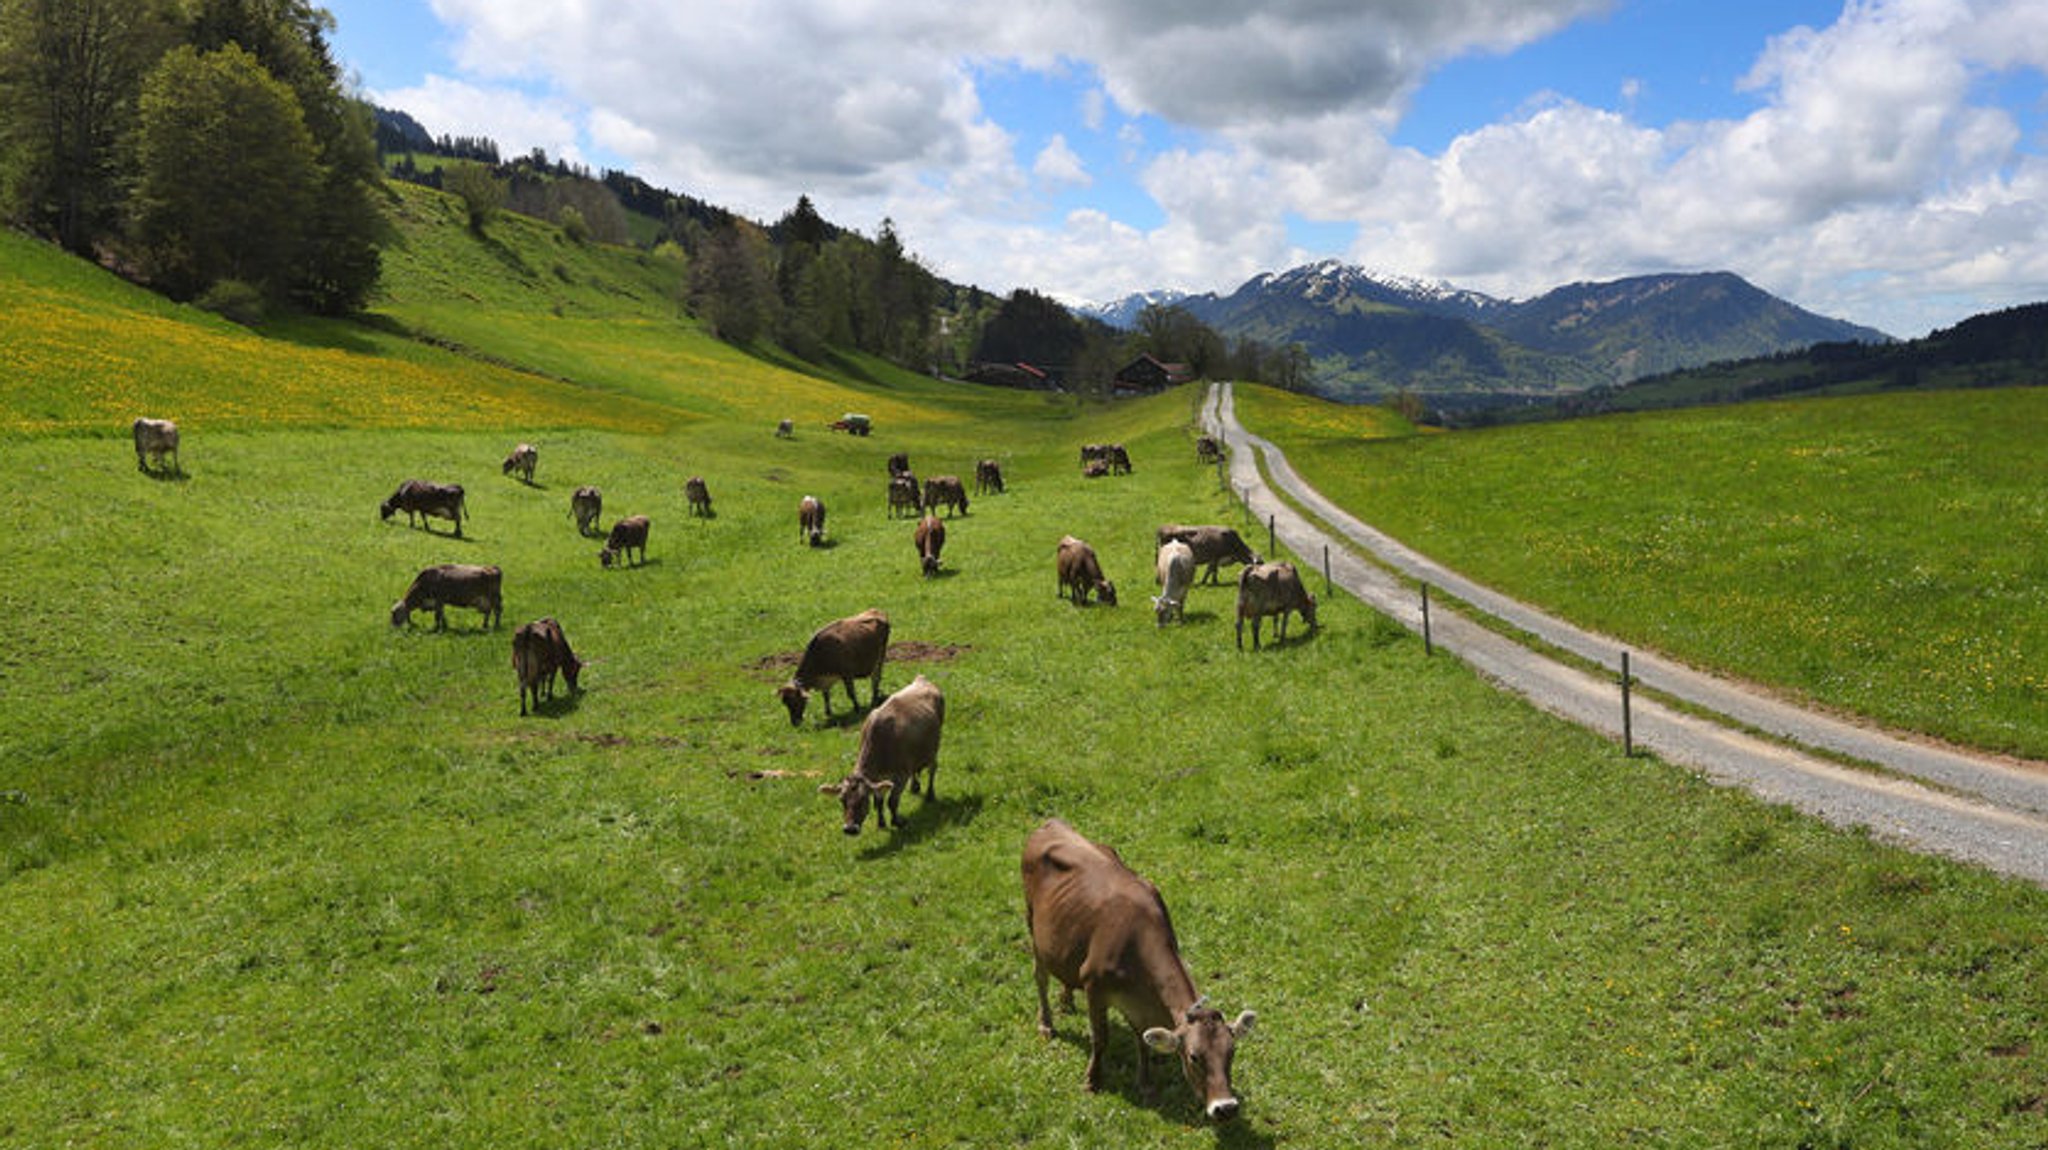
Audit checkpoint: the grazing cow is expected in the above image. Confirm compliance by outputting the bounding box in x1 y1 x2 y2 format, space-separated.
887 452 911 477
1156 524 1260 585
974 458 1005 495
569 485 603 536
391 563 502 631
799 495 827 546
819 673 944 835
1153 540 1195 626
512 616 584 716
685 476 713 517
1056 535 1117 607
914 514 946 577
923 475 969 518
131 417 180 474
502 442 537 483
599 514 650 568
1194 435 1220 463
381 479 467 537
1021 819 1257 1120
888 474 924 518
777 608 889 726
1106 444 1132 474
1080 443 1111 467
776 418 794 438
1235 562 1317 651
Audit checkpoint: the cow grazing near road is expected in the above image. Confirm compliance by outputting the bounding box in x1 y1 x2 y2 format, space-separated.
887 452 911 477
569 485 603 535
132 418 180 474
599 514 650 568
923 475 969 518
391 563 502 631
502 442 537 483
777 608 890 726
819 673 944 835
1153 540 1195 626
799 495 827 546
381 480 467 536
1056 535 1117 607
512 616 584 715
1157 524 1260 585
974 458 1005 495
1021 819 1257 1120
685 476 713 517
888 474 924 518
914 514 946 577
1195 435 1220 463
1235 562 1317 650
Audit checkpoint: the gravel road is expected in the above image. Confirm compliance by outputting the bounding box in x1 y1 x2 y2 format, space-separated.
1204 382 2048 887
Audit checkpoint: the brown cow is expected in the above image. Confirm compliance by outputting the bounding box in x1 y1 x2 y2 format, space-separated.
599 514 650 568
777 608 889 726
888 474 924 518
914 514 946 577
1156 524 1260 585
1235 562 1317 650
1106 443 1132 474
776 418 794 438
818 673 944 835
569 485 603 535
1082 459 1110 479
132 417 180 474
974 458 1005 495
512 616 584 715
799 495 827 546
923 474 969 517
1021 819 1256 1120
502 442 537 483
1194 435 1220 463
1056 535 1116 606
1080 443 1111 467
685 476 713 517
887 452 911 477
381 480 467 536
391 563 502 631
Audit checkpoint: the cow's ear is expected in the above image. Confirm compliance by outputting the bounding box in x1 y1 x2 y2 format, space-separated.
1142 1027 1182 1054
818 782 844 796
1230 1011 1257 1039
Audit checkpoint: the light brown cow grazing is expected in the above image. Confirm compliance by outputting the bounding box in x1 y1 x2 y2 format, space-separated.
799 495 827 546
819 673 944 835
914 514 946 577
1022 819 1257 1120
1235 561 1317 650
381 480 467 536
569 485 602 535
1153 539 1195 626
599 514 650 568
1056 535 1117 606
391 563 502 631
132 417 180 474
502 442 537 483
923 474 969 517
512 617 583 715
685 476 713 517
974 458 1005 495
1156 524 1260 585
888 474 923 518
777 607 889 726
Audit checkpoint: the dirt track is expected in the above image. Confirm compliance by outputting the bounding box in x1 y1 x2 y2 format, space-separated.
1204 382 2048 887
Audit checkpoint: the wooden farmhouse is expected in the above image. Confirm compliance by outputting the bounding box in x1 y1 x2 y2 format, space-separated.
1112 353 1193 396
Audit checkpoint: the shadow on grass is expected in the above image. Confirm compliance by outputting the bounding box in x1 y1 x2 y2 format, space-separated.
1034 1022 1277 1145
524 689 584 719
140 466 187 483
855 790 985 860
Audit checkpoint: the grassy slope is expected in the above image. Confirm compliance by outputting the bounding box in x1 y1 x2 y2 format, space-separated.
5 193 2048 1148
1236 384 2048 759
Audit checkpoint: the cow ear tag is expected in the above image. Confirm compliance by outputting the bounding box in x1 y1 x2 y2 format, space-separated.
1142 1028 1182 1053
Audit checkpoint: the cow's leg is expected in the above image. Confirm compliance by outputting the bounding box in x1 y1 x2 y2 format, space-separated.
1131 1022 1156 1098
432 604 447 631
1034 964 1056 1038
1084 992 1111 1092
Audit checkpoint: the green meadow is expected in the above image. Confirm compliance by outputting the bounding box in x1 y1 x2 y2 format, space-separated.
5 187 2048 1147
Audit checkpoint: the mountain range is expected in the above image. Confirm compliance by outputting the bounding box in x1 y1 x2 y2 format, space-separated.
1081 261 1890 405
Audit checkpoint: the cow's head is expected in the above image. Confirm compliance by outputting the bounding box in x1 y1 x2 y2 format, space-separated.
1096 579 1118 607
1300 593 1318 632
1142 1004 1256 1122
599 547 617 568
379 498 397 521
389 600 411 628
819 775 893 835
1151 595 1180 627
777 684 810 726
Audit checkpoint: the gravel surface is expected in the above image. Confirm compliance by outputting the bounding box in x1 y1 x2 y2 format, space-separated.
1205 382 2048 887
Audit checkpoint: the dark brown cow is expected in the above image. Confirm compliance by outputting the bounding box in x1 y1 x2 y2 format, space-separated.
1080 443 1111 467
799 495 827 546
569 485 603 535
887 452 911 477
599 514 650 568
1021 819 1256 1120
1106 444 1132 474
502 442 537 483
818 673 944 835
1056 535 1116 606
132 417 180 474
777 607 889 726
888 474 924 518
1082 459 1110 479
381 480 467 536
391 563 502 631
1235 562 1317 650
1195 435 1221 463
685 476 713 517
1156 524 1260 585
974 458 1005 495
914 514 946 577
512 616 584 715
776 418 794 438
923 474 969 517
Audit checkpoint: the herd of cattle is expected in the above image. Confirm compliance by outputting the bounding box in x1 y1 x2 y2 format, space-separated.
131 414 1310 1120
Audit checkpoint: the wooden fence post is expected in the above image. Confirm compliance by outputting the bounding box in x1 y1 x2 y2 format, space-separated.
1621 651 1634 757
1267 514 1276 560
1421 583 1433 656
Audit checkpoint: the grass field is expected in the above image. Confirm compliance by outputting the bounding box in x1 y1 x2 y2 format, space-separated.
7 192 2048 1147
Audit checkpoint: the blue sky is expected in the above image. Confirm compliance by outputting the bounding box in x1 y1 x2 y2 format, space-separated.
324 1 2048 337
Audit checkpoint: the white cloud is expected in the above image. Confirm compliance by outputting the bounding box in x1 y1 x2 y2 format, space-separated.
1033 135 1090 190
370 74 586 166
